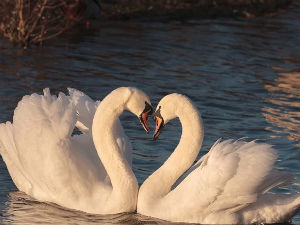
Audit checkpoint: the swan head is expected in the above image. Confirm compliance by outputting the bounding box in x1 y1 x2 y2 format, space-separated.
153 93 184 140
124 87 153 133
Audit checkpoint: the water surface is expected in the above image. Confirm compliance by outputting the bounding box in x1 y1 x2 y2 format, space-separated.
0 4 299 224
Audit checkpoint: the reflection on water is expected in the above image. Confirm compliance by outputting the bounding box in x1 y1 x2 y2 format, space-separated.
0 191 295 225
263 71 300 144
1 192 167 225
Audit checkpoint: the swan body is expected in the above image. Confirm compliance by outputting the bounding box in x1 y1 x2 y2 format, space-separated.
137 93 300 224
0 87 152 214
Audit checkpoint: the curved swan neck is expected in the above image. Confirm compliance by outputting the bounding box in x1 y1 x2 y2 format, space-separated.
141 97 204 199
92 88 138 194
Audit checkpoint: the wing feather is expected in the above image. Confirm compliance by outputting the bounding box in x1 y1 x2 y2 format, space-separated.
67 88 99 133
165 139 285 220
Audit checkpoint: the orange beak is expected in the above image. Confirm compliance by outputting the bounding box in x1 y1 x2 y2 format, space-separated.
139 109 152 133
153 116 164 140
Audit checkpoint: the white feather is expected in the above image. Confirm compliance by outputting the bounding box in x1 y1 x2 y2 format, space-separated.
137 93 300 224
0 87 147 214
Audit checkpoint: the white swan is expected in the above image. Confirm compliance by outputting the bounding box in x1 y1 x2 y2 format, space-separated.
0 87 153 214
137 93 300 224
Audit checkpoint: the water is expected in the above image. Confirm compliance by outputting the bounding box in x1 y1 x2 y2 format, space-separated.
0 3 299 224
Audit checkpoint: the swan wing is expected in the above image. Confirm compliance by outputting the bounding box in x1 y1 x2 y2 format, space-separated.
68 88 99 133
67 88 132 165
165 139 293 222
0 89 109 202
0 122 33 192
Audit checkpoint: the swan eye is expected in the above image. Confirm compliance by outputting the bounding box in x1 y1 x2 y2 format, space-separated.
153 106 162 120
143 101 153 115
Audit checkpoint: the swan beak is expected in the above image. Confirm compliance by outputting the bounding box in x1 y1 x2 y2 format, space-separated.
140 111 151 133
139 102 153 133
153 116 164 140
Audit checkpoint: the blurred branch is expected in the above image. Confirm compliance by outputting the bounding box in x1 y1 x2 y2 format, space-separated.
0 0 87 47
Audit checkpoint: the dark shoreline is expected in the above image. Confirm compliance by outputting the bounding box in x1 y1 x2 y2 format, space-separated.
0 0 296 46
99 0 294 21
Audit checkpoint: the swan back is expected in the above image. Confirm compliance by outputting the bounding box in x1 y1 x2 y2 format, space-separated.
163 139 297 223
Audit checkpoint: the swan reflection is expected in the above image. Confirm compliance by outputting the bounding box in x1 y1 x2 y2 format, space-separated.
263 71 300 144
1 191 166 225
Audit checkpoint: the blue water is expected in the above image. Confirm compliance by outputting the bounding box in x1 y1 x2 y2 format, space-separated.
0 3 299 224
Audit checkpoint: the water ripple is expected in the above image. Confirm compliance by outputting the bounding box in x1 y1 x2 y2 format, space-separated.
0 4 299 225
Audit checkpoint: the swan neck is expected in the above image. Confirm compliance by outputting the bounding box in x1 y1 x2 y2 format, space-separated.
92 91 137 194
141 100 204 200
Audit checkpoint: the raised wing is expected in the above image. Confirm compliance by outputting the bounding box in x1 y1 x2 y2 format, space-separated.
68 88 132 165
164 139 293 222
0 89 78 196
68 88 99 133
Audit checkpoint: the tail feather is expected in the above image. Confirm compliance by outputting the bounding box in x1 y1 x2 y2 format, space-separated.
259 169 295 194
242 193 300 223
